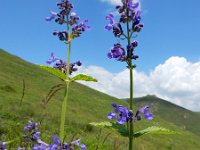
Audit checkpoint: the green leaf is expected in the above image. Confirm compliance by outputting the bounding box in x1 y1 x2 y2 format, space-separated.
89 122 129 137
39 65 66 80
71 74 97 82
111 123 129 137
89 122 112 128
134 126 179 138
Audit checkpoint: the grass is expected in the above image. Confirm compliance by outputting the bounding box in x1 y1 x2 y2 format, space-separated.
0 49 200 149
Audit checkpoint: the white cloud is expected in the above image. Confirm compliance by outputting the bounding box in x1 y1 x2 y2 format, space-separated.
74 56 200 112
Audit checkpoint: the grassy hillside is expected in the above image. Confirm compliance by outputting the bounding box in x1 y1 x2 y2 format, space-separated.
1 49 200 150
133 95 200 136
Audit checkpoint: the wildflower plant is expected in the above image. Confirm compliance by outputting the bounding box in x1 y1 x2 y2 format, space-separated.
0 1 178 149
1 0 96 149
90 0 177 150
41 0 97 147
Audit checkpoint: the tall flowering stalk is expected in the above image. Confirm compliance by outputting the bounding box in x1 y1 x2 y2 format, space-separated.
45 0 90 143
105 0 150 149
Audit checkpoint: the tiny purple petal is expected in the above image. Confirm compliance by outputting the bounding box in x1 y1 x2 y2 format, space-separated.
128 1 139 11
104 25 113 31
71 138 81 146
46 11 57 23
144 113 153 121
117 116 127 124
79 144 86 150
107 112 116 119
106 13 115 24
139 105 150 114
107 53 113 58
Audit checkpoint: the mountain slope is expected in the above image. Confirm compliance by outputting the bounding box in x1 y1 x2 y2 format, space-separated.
0 49 200 150
134 95 200 136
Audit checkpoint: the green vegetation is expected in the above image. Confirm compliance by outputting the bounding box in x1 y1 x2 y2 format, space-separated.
0 49 200 149
134 95 200 136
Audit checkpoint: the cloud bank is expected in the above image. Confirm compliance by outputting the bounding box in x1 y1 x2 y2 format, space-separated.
74 56 200 111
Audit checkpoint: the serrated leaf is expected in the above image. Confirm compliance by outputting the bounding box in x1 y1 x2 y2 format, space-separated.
39 65 66 80
89 122 129 137
134 126 179 138
71 74 97 82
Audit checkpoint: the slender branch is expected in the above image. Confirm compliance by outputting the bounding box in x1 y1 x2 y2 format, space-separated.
102 132 112 146
95 128 102 150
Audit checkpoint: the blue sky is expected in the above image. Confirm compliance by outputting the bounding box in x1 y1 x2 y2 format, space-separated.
1 0 200 111
1 0 199 73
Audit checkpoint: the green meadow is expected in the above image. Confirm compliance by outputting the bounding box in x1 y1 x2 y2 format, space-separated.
0 49 200 149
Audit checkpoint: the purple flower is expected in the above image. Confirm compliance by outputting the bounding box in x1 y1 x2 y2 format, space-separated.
0 142 6 150
46 11 57 23
127 40 139 60
133 23 144 32
70 12 80 25
72 19 90 37
57 0 73 17
105 13 116 31
49 136 60 149
112 23 123 37
32 132 41 141
139 105 153 121
46 53 82 75
70 138 86 150
46 53 60 64
53 30 68 41
107 104 133 124
127 1 139 11
107 43 126 61
24 120 39 132
108 104 153 124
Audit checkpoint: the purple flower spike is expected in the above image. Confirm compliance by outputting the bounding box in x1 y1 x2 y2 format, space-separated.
46 11 57 23
128 1 139 11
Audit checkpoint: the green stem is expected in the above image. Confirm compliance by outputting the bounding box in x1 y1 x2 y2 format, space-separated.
59 81 70 142
59 16 71 142
125 2 134 149
129 66 134 150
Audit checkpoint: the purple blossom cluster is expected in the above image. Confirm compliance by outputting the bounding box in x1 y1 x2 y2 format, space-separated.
18 121 86 150
46 53 81 75
33 136 86 150
0 142 6 150
46 0 90 41
105 0 144 66
107 104 153 124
